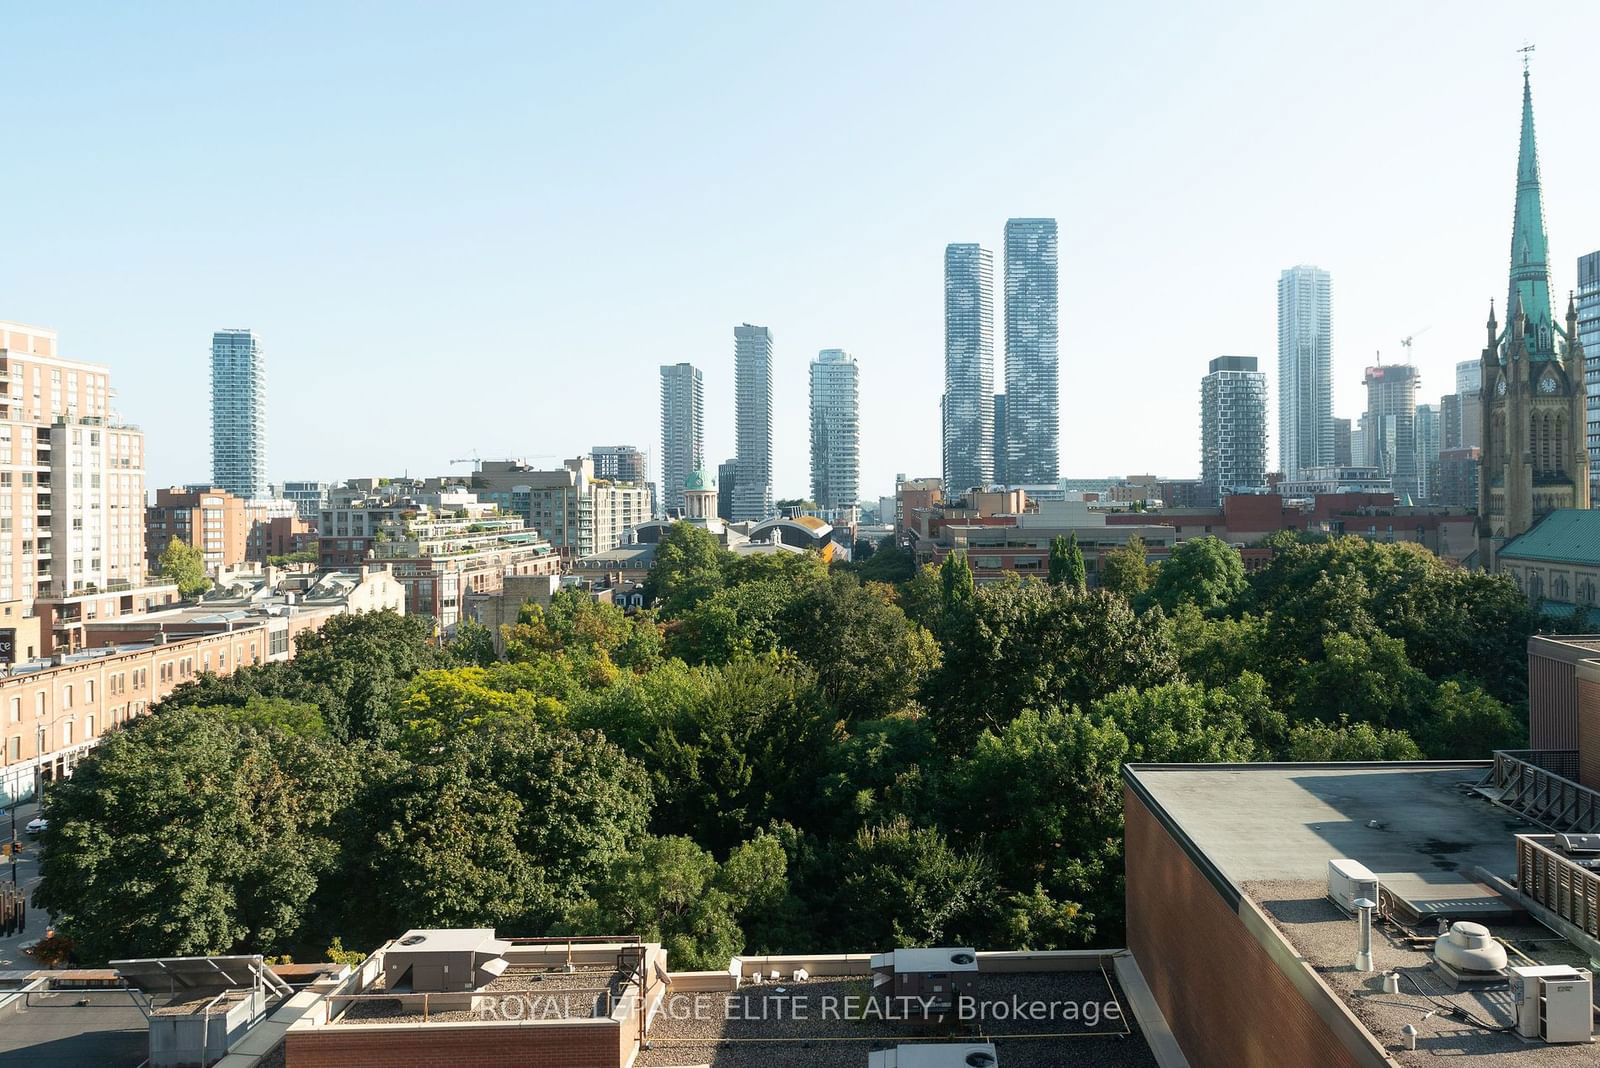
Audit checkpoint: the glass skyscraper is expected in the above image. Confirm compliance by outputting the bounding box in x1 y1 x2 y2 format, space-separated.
1277 266 1333 480
210 328 266 500
1577 251 1600 503
941 243 994 493
1362 362 1420 502
809 349 859 511
1003 218 1059 483
732 324 773 522
658 362 703 514
1200 356 1267 501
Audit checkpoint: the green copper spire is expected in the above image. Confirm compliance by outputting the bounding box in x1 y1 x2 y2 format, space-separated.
1505 66 1556 359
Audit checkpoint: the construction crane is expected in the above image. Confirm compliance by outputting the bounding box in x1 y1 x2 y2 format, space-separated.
448 451 556 471
1399 325 1432 363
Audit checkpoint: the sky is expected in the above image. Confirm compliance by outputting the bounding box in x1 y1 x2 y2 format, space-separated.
5 2 1600 501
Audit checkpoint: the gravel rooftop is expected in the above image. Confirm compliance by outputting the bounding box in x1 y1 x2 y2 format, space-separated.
636 972 1158 1067
1247 878 1598 1066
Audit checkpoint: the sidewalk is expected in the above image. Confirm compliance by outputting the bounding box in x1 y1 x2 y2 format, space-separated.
0 801 50 969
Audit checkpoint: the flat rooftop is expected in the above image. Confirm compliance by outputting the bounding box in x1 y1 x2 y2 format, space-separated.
1129 762 1599 1062
635 971 1157 1068
338 964 626 1025
0 988 146 1067
1129 762 1537 917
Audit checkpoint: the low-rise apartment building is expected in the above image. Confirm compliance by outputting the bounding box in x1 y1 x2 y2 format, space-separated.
472 457 651 562
369 512 557 633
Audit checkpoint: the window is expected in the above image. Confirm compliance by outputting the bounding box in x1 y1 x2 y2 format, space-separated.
60 685 71 710
7 698 16 724
34 692 45 718
61 721 72 746
85 679 94 703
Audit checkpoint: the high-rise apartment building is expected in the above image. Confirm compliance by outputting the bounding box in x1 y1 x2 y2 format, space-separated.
809 350 859 511
0 322 147 606
1455 360 1483 449
942 244 995 493
1200 356 1268 501
1332 417 1352 467
1277 266 1334 480
732 324 774 522
1415 402 1441 503
591 446 647 484
1578 250 1600 501
1362 363 1420 502
992 395 1008 485
658 363 703 514
716 458 738 523
1003 218 1059 483
210 329 267 501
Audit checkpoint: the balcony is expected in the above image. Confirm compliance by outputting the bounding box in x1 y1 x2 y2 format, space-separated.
1489 750 1600 833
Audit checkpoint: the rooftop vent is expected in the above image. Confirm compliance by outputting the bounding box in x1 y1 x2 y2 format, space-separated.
1431 921 1509 987
867 1043 999 1068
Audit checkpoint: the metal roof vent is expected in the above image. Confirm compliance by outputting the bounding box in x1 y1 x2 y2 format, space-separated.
949 952 976 965
399 934 427 946
1431 921 1509 987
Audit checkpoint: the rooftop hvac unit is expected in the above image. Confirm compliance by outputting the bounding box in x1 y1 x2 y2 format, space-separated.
1511 966 1594 1043
1326 859 1380 916
868 948 979 1018
867 1044 999 1068
383 929 511 995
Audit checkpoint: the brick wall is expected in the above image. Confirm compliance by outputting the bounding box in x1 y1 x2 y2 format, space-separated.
1579 675 1600 791
1124 783 1372 1068
284 1022 625 1068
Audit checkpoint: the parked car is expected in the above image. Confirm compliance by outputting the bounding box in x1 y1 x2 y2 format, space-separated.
24 817 46 836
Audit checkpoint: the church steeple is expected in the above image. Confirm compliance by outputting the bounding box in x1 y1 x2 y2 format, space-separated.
1506 65 1556 359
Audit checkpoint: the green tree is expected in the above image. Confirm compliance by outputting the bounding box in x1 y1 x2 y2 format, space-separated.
645 523 728 618
158 537 211 599
1148 535 1245 614
855 541 915 583
288 611 452 743
1049 533 1087 591
1413 681 1523 759
827 817 999 950
1280 718 1423 761
939 551 974 616
35 707 366 962
449 617 499 667
1100 535 1154 600
930 584 1178 742
778 574 940 720
564 832 787 969
1089 675 1275 764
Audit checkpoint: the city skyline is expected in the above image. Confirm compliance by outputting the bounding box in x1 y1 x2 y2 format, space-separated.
8 8 1600 498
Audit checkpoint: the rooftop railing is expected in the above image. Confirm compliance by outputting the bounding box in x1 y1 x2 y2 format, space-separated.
1516 834 1600 942
1491 750 1600 833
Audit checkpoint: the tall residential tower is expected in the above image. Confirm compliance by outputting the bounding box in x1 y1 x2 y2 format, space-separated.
732 324 774 522
1200 356 1268 502
210 329 267 500
942 244 995 493
1276 266 1333 480
1003 218 1059 483
659 362 703 514
809 349 859 512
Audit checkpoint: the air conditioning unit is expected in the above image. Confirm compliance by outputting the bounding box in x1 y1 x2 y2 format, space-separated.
1327 859 1380 915
1511 965 1594 1043
867 1044 998 1068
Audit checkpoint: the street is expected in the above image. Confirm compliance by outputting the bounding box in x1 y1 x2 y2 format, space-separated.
0 801 49 969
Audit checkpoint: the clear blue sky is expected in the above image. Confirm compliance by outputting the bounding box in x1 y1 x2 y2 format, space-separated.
5 2 1600 500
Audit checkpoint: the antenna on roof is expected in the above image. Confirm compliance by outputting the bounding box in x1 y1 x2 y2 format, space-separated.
1518 42 1535 73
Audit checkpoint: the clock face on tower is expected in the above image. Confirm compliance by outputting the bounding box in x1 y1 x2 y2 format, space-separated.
1497 378 1508 396
1539 376 1558 394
